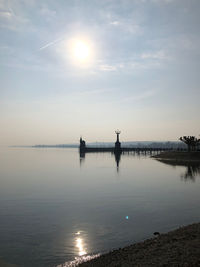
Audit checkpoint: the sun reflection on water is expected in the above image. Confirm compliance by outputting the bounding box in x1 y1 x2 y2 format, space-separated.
56 231 100 267
76 237 87 256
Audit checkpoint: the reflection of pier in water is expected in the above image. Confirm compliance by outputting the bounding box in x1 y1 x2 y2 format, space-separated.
79 150 161 172
156 159 200 182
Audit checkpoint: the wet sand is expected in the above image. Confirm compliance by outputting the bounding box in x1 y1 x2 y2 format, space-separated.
79 223 200 267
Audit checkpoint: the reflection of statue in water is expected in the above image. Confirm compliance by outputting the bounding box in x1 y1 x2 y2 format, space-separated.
181 164 200 182
79 151 85 167
79 137 86 167
114 152 121 172
114 130 122 172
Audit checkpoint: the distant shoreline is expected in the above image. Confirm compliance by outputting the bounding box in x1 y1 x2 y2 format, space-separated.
9 141 186 149
79 222 200 267
153 151 200 163
33 144 78 148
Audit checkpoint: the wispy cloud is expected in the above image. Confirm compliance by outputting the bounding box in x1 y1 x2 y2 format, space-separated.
109 18 142 34
98 63 125 72
141 50 170 60
72 88 113 97
130 61 162 71
0 1 29 31
110 20 120 26
0 10 12 19
99 64 117 71
122 89 159 103
151 0 175 3
97 52 166 74
39 5 56 17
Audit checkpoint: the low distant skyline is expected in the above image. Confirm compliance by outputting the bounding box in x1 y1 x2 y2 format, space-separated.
0 0 200 145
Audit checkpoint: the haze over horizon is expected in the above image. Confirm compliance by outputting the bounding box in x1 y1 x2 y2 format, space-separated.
1 0 200 146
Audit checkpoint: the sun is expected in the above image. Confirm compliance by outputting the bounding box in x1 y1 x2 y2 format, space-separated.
68 37 93 65
73 40 90 61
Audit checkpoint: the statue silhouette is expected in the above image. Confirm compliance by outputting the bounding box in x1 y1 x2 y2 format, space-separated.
79 137 86 152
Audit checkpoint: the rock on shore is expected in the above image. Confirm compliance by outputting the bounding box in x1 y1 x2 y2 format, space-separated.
79 223 200 267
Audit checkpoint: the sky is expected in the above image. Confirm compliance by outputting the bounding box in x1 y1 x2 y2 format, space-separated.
0 0 200 145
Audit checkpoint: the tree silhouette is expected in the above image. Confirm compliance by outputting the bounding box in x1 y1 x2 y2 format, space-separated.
179 136 200 151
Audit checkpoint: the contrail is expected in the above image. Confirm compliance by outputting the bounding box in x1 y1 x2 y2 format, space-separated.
39 37 64 51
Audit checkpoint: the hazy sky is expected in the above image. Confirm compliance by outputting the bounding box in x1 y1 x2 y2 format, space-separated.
0 0 200 145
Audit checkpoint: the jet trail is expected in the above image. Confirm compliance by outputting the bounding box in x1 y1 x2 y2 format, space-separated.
39 37 63 51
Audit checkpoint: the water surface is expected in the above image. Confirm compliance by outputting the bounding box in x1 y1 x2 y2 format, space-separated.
0 148 200 266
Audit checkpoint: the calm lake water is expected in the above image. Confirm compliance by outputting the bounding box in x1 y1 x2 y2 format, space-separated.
0 147 200 267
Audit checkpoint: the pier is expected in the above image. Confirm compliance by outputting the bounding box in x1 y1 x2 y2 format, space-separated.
79 131 173 154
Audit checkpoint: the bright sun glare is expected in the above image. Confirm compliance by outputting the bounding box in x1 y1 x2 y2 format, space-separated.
73 40 90 61
68 37 93 65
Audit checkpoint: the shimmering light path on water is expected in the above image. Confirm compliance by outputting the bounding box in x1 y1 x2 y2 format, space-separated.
0 148 200 267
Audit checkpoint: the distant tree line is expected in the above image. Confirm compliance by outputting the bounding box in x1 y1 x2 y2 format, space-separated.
127 141 187 150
